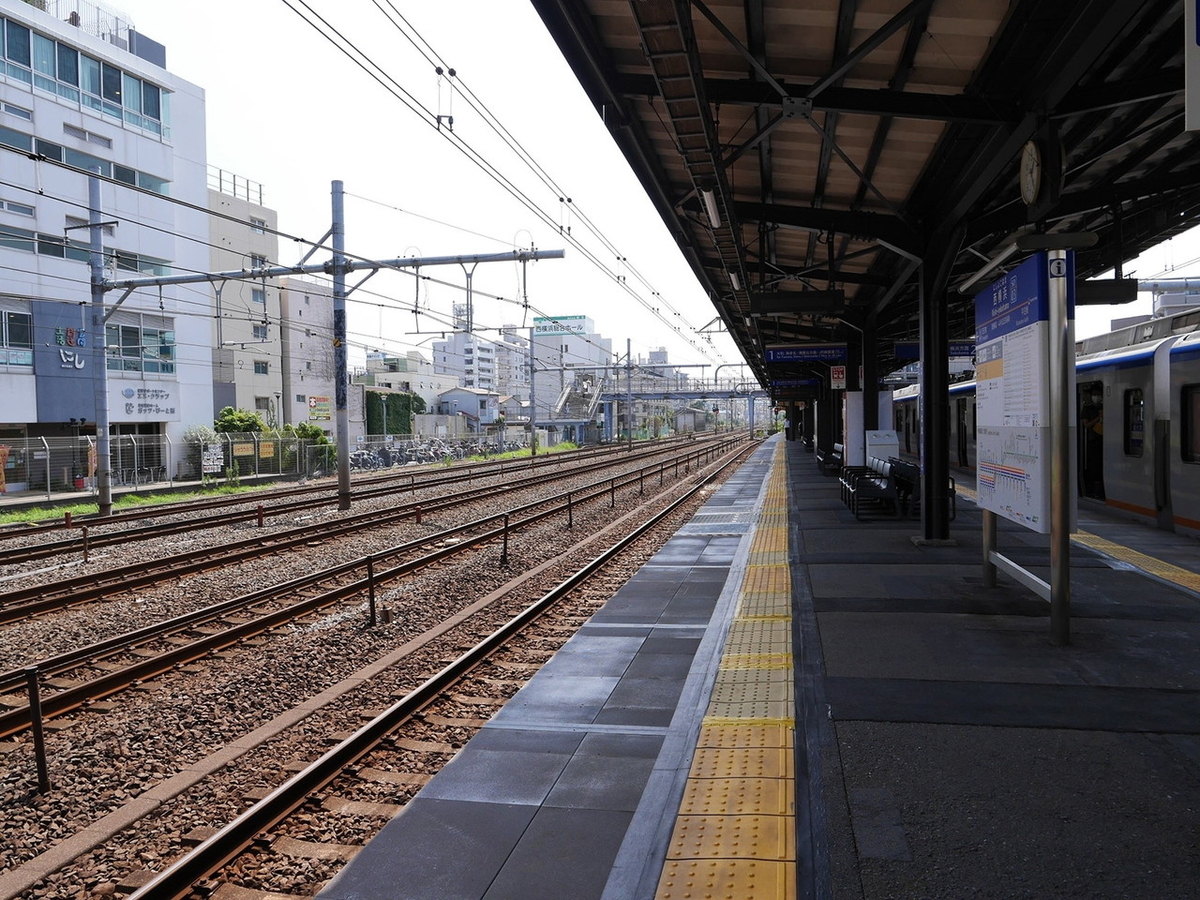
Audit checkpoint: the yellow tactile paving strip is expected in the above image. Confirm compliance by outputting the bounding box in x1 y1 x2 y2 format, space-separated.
655 445 796 900
1070 531 1200 593
957 483 1200 594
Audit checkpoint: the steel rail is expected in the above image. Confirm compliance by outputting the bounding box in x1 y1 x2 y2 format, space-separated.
0 439 737 619
0 437 710 563
0 435 707 538
0 441 748 734
125 444 754 900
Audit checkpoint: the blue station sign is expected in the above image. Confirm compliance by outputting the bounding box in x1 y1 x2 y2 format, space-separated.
764 343 847 363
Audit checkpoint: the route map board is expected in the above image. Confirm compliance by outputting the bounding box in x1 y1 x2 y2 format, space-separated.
974 251 1076 534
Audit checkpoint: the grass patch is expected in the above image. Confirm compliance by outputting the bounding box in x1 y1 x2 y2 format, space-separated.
0 483 273 525
459 442 579 464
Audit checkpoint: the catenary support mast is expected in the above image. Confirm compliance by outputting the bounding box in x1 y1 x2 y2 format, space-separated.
89 178 563 512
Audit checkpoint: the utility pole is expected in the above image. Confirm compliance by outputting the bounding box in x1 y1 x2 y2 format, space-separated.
331 181 351 510
626 338 633 451
87 179 563 514
528 326 537 457
88 173 112 516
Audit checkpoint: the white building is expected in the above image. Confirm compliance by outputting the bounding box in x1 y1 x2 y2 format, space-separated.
208 172 284 424
0 0 210 487
362 349 458 412
432 304 530 396
438 385 502 430
279 276 341 436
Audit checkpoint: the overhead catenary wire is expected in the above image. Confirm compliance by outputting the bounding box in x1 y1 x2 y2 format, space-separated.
276 0 723 365
0 71 715 369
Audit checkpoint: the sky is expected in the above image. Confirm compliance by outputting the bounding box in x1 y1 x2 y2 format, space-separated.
102 0 740 376
106 0 1200 371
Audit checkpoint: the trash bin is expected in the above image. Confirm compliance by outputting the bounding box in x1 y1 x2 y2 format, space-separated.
74 474 85 490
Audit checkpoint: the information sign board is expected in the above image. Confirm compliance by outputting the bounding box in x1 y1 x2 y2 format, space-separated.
830 365 846 389
974 251 1075 534
201 444 223 475
764 343 847 363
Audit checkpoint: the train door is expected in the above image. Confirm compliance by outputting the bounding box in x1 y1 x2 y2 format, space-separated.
1078 380 1105 500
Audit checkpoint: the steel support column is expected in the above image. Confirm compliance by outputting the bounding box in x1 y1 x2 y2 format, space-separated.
863 327 879 430
816 391 836 459
919 260 951 540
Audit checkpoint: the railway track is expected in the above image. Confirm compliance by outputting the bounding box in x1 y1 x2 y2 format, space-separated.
0 436 718 567
0 439 734 621
0 438 754 900
0 450 725 737
125 445 750 900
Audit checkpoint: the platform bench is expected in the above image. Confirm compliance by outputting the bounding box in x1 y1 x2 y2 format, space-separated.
816 442 844 475
888 458 957 520
846 456 901 519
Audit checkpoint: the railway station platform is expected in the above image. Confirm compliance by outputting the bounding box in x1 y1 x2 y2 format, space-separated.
319 432 1200 900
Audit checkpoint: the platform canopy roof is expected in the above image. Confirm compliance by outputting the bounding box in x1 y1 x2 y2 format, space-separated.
529 0 1200 392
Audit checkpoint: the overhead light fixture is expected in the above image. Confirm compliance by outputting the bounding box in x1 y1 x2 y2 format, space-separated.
729 271 741 292
700 187 721 230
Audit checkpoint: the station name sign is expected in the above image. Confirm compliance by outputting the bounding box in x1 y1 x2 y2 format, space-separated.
771 378 822 388
764 343 847 363
894 340 976 361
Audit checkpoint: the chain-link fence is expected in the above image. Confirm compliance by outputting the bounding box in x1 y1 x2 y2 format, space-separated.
0 430 544 499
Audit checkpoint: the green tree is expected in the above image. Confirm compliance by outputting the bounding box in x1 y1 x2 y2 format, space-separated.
214 407 265 433
285 422 330 444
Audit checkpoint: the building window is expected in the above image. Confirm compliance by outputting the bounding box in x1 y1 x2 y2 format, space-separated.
0 16 168 133
254 360 269 375
2 199 33 216
63 123 111 149
0 212 168 270
113 250 169 276
296 394 305 403
0 124 168 194
252 323 268 340
2 308 33 365
1123 389 1144 458
104 318 174 373
250 254 267 268
250 217 266 234
0 223 34 252
251 288 265 305
5 20 31 72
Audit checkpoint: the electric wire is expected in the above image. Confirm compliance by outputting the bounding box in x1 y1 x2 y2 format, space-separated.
276 0 722 363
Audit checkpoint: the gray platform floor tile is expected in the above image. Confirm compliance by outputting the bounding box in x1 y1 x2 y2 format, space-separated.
621 651 697 680
417 735 582 805
482 807 636 900
537 635 645 676
318 798 536 900
543 733 663 811
490 673 621 725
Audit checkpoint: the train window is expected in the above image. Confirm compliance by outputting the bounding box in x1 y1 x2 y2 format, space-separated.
1184 386 1200 463
1123 389 1144 458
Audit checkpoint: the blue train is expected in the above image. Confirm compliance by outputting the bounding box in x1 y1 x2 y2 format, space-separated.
890 306 1200 536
